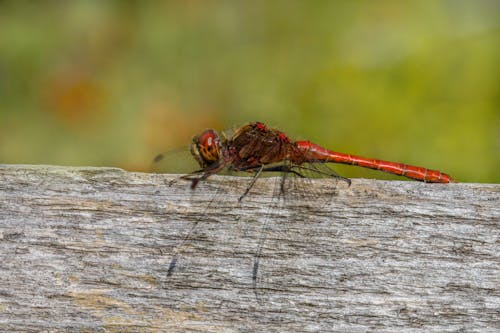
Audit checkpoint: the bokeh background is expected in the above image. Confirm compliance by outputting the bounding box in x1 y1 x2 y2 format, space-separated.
1 1 498 182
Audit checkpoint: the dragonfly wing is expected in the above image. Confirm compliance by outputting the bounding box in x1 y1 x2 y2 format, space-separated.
151 148 201 175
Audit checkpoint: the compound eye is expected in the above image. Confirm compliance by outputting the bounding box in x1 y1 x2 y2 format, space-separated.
195 129 221 166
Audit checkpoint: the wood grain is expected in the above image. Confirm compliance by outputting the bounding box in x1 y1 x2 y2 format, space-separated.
0 164 499 332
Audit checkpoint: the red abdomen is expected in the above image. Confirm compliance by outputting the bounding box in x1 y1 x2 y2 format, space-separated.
295 141 455 183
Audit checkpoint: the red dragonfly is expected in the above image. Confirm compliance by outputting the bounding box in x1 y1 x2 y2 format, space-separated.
171 121 454 191
157 121 454 294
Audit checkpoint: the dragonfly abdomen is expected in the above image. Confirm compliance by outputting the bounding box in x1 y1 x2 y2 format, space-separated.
295 141 455 183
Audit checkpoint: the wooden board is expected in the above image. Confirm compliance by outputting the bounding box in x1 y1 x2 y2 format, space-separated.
0 164 499 332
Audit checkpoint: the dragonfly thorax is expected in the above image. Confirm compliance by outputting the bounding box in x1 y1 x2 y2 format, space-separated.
190 129 222 168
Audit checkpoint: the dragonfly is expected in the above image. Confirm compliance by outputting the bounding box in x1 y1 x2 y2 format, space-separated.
164 121 454 189
155 121 455 296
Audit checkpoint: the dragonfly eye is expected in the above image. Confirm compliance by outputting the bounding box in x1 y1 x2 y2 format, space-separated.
191 129 221 168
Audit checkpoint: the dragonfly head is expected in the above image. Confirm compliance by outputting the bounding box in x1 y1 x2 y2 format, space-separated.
190 129 222 168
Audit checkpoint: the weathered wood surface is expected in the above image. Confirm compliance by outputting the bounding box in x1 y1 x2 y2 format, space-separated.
0 164 499 332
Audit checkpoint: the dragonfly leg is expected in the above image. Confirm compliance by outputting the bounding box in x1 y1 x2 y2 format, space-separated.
239 165 264 202
180 172 205 189
181 162 227 189
236 163 308 200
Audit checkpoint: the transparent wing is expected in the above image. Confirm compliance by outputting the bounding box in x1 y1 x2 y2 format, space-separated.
250 161 349 206
151 147 200 175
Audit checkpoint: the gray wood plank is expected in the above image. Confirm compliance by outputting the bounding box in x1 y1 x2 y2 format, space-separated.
0 164 499 332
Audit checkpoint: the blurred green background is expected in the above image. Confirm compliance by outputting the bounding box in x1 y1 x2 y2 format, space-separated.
0 1 498 182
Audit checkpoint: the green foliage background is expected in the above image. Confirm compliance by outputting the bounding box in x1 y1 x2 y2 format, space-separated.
0 1 498 182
